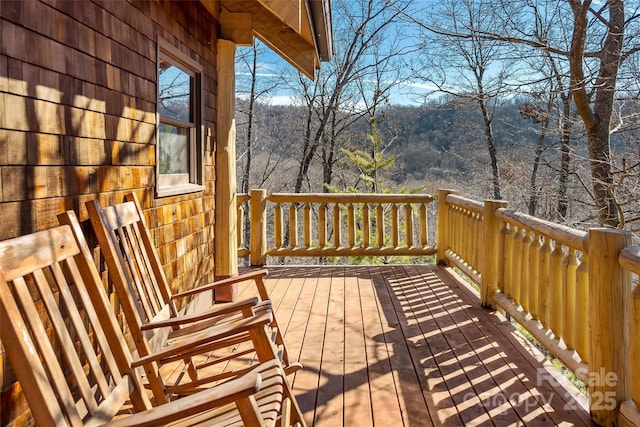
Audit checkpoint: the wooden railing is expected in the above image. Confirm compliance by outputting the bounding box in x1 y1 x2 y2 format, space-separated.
436 191 486 282
494 208 590 374
436 189 640 427
237 190 436 264
237 187 640 426
618 247 640 427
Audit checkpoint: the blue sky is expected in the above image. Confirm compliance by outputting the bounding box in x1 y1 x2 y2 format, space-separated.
235 42 439 107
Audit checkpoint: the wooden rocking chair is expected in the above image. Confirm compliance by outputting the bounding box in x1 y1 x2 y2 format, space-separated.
0 223 305 426
81 194 300 385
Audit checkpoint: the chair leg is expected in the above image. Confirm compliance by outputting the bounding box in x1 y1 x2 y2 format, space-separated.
281 397 292 427
284 378 306 427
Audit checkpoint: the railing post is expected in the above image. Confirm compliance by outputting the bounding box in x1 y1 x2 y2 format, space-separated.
250 189 267 266
480 199 508 307
436 189 457 265
588 228 631 426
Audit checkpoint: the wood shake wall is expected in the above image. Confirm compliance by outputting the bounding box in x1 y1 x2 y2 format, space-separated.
0 1 221 424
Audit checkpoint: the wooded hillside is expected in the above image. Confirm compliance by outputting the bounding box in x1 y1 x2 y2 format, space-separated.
236 97 630 227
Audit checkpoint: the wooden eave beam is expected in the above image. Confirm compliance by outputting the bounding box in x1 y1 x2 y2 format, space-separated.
220 10 253 46
220 0 320 79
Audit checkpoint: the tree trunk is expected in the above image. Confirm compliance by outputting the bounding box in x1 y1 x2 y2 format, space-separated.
569 0 623 227
478 97 501 199
528 118 549 215
241 43 258 247
557 96 572 220
294 101 316 194
587 124 619 226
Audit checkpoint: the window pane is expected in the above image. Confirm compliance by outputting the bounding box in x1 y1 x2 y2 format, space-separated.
159 123 189 174
159 59 192 123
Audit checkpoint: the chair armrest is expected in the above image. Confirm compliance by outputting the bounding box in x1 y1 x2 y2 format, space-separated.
171 269 268 299
104 372 263 427
131 310 273 367
140 297 259 330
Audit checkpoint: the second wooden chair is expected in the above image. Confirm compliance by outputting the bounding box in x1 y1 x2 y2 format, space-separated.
78 194 301 397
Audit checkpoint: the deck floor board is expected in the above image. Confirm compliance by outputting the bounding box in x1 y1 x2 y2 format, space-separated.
242 264 594 427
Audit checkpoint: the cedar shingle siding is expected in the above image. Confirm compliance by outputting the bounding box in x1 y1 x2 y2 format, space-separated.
0 1 219 424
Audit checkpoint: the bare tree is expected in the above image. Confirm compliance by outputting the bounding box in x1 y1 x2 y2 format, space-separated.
288 0 413 194
393 0 640 226
405 0 518 199
235 41 282 193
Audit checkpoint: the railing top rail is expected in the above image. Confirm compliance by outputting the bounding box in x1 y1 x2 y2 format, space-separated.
619 246 640 276
266 193 435 204
237 194 250 203
495 208 588 252
444 194 484 214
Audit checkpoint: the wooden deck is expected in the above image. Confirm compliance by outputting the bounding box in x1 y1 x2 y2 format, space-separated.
235 264 594 427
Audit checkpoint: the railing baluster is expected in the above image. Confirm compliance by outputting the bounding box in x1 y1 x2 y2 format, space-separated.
303 203 311 248
405 204 413 248
467 211 474 266
237 203 245 248
376 203 384 248
348 203 356 247
473 211 482 270
564 248 578 350
550 242 565 338
274 203 283 249
362 203 370 249
419 203 427 247
391 204 399 248
333 203 341 248
538 236 552 325
511 226 523 305
502 223 514 298
319 203 326 248
576 254 589 363
456 207 464 258
289 203 298 249
528 232 541 320
250 189 267 266
520 228 533 313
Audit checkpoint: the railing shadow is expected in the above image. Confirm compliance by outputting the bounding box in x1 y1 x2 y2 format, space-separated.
259 265 594 427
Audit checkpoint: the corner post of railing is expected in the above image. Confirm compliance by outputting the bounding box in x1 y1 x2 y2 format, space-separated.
588 228 632 426
436 189 457 265
250 189 267 266
480 199 508 308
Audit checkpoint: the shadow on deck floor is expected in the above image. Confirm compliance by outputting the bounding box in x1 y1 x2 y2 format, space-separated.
236 264 595 427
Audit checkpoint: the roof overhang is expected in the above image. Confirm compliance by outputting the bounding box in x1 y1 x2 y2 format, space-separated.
201 0 333 80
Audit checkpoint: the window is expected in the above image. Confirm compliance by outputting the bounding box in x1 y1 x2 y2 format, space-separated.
156 40 204 196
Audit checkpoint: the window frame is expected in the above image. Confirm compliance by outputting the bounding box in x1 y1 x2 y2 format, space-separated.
156 38 205 198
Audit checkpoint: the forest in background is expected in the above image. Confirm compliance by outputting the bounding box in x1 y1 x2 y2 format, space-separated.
234 0 640 235
236 95 640 231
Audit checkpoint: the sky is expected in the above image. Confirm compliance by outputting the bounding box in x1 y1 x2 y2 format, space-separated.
235 43 439 107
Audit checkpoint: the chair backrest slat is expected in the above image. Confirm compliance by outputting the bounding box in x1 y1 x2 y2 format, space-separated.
0 272 73 427
32 266 103 414
0 223 151 426
127 218 170 313
125 194 175 309
117 224 158 319
90 201 177 328
121 222 164 316
7 272 85 427
50 262 115 400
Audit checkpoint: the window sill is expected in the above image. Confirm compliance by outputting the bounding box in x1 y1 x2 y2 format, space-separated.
156 183 205 198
